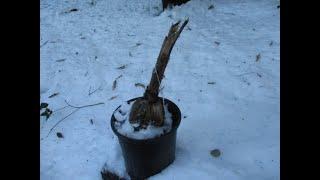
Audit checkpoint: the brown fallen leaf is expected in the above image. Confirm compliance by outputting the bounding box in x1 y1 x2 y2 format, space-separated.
116 64 127 70
56 59 66 62
135 83 145 89
69 8 78 12
210 149 221 158
64 8 78 14
56 132 64 138
112 80 117 90
256 53 261 62
40 103 48 109
108 95 118 100
269 41 273 46
112 75 123 90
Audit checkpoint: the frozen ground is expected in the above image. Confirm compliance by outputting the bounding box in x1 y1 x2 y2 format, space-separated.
40 0 280 179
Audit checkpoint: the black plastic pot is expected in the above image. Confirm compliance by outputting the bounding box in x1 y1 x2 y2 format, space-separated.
110 97 181 179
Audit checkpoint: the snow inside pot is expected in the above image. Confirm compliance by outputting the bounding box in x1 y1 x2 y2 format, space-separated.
111 97 181 179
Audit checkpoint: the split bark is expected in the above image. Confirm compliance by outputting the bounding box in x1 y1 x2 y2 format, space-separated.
144 19 189 103
129 19 188 127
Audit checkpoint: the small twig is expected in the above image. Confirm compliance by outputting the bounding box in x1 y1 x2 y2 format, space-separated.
135 83 145 89
63 8 78 14
48 92 59 98
116 75 123 80
88 86 92 95
64 100 104 109
108 95 118 100
89 85 102 96
46 101 104 137
46 108 79 137
52 105 69 113
234 72 256 77
89 89 99 96
40 40 49 48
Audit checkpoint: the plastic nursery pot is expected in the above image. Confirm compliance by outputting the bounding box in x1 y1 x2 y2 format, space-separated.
110 97 181 179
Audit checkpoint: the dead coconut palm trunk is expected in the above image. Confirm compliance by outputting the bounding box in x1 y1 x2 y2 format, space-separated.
129 19 189 129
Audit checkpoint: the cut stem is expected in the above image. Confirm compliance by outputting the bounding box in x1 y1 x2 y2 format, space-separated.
144 19 189 103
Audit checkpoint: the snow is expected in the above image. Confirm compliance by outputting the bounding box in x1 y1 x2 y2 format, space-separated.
41 0 279 179
113 101 132 122
114 101 173 140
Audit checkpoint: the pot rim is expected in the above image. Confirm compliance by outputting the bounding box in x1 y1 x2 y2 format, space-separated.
110 97 181 143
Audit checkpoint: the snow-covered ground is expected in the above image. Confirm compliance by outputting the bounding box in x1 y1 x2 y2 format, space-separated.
40 0 280 179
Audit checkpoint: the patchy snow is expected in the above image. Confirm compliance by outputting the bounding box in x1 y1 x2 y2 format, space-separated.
40 0 280 179
114 101 173 140
113 101 132 123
